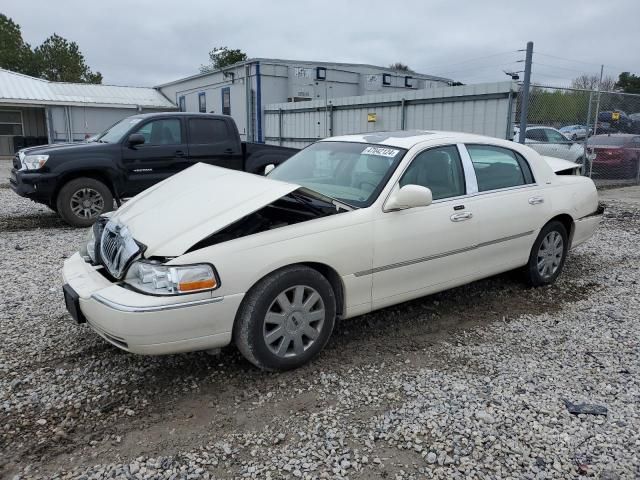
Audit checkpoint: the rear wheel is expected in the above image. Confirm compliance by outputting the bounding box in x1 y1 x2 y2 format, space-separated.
56 177 113 227
234 266 336 371
525 221 568 287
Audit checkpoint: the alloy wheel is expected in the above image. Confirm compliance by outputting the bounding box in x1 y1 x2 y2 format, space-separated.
537 231 564 279
263 285 325 358
70 188 104 219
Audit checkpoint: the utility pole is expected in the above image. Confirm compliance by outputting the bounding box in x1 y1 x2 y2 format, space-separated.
518 41 533 144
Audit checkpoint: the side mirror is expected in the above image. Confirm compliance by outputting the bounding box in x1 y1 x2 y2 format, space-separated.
127 133 146 146
264 164 275 175
385 185 433 211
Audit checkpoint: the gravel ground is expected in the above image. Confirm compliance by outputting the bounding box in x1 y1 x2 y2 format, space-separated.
1 160 639 479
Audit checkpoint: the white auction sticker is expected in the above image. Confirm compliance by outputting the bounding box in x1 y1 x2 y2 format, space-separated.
361 146 399 157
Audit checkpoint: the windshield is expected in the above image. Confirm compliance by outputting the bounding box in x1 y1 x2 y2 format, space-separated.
96 117 144 143
269 141 406 207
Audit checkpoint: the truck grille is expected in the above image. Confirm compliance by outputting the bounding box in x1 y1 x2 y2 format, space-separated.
98 221 141 279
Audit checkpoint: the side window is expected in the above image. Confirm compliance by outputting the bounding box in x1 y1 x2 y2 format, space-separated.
221 87 231 116
198 93 206 113
399 145 465 200
525 129 547 142
467 145 533 192
178 96 186 112
135 119 182 145
545 129 567 143
188 118 230 145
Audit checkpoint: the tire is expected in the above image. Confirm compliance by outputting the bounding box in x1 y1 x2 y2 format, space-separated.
56 177 113 228
234 265 336 371
525 221 569 287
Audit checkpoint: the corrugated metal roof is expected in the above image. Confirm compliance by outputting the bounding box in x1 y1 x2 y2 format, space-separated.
0 68 175 109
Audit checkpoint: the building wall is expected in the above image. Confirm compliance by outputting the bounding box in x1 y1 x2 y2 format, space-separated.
158 60 451 143
48 106 171 142
0 106 46 156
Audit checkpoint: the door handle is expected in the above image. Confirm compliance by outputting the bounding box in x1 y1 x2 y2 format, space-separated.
450 212 473 222
224 148 234 154
174 150 186 157
528 196 544 205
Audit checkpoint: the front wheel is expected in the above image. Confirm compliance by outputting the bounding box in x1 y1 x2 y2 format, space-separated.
234 266 336 371
525 221 569 287
56 177 114 227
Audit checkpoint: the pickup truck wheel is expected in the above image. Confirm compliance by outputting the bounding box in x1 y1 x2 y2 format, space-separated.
56 178 113 227
525 221 568 287
234 266 336 371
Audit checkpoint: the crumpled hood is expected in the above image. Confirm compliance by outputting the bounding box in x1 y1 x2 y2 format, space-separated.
110 163 298 257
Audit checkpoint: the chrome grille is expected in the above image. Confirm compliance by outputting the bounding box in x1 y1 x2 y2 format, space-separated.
99 221 140 279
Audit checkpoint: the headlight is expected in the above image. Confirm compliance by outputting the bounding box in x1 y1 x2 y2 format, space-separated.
21 154 49 170
79 226 96 262
79 220 104 264
125 261 219 295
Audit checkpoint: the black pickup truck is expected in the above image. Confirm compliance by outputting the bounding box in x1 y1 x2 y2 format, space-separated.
10 113 298 227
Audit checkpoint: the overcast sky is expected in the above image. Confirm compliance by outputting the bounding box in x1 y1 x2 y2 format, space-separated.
3 0 639 87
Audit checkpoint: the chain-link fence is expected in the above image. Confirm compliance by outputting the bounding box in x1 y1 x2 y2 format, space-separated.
517 85 640 186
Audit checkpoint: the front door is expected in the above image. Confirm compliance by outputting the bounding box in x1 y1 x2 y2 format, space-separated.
371 145 478 309
121 117 188 196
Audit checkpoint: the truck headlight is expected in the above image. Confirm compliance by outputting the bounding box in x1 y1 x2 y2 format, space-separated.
125 261 219 295
21 154 49 170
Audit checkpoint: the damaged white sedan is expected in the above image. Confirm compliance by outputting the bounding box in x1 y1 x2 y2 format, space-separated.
62 131 603 370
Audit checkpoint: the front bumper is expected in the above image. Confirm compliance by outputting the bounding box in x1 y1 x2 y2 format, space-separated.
62 252 243 354
9 168 57 202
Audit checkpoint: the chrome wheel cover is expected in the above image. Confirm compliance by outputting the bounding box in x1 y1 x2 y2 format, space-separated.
263 285 325 358
537 231 564 279
70 188 104 219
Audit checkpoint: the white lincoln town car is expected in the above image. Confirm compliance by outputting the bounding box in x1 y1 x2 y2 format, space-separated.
62 131 603 370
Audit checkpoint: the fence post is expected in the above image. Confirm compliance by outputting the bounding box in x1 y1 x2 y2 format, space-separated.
518 41 533 144
582 91 593 176
400 98 406 130
278 109 283 146
505 87 515 140
589 65 604 178
328 104 334 137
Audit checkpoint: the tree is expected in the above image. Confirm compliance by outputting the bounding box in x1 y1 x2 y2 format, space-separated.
200 46 247 73
571 74 616 92
33 34 102 83
0 13 37 75
389 62 413 73
616 72 640 94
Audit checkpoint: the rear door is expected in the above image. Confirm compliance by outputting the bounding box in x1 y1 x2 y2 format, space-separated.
462 144 551 274
186 117 243 171
121 117 188 195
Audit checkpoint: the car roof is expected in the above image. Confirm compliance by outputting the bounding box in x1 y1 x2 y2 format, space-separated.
320 130 503 149
130 112 229 120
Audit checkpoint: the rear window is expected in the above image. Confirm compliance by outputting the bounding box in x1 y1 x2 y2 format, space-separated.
588 136 627 146
188 118 229 144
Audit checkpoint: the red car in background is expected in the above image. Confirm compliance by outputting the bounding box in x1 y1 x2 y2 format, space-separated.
587 134 640 179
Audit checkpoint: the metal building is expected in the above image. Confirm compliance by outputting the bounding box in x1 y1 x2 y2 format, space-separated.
0 68 175 158
157 58 451 143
